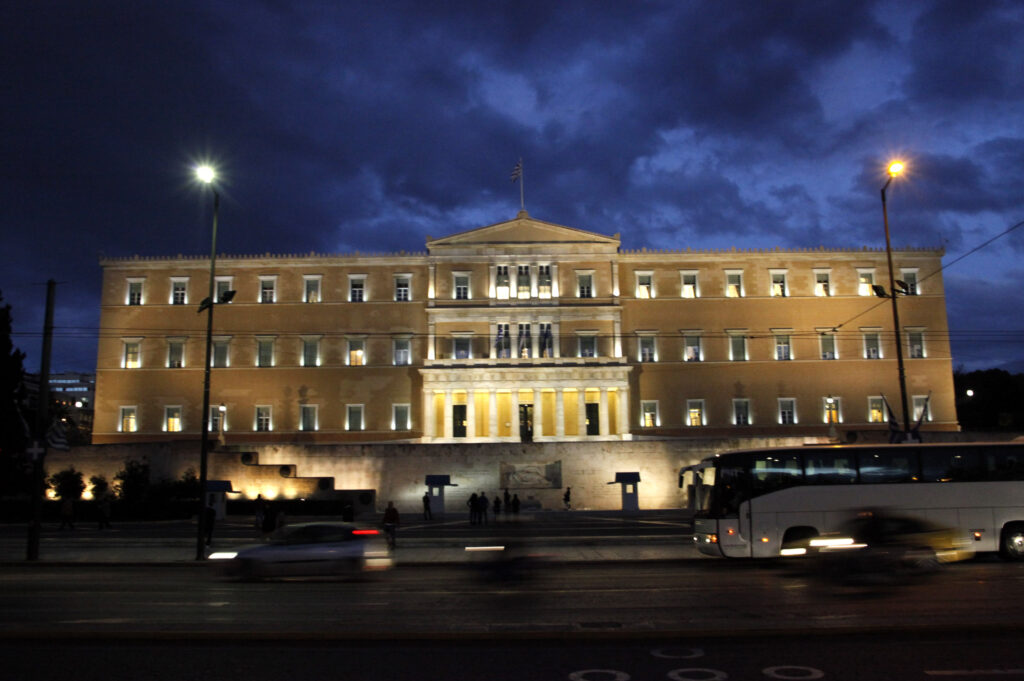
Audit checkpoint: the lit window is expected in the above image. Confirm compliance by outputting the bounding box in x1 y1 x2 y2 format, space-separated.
779 398 797 425
823 397 840 424
259 277 276 303
123 341 141 369
636 272 653 299
348 339 365 366
300 405 318 431
733 399 751 425
770 271 787 297
819 333 837 360
453 337 471 360
170 278 188 305
680 272 698 299
729 334 747 361
639 336 657 363
686 400 705 427
212 338 230 368
167 339 185 368
127 279 144 305
684 334 702 362
209 405 226 432
858 270 875 297
395 275 411 301
164 406 182 433
495 266 510 300
454 274 470 300
119 406 138 433
517 323 532 358
517 265 531 299
868 397 885 423
815 271 831 297
347 404 364 431
349 277 365 302
537 265 552 299
494 324 511 358
578 335 597 358
775 335 792 361
726 271 743 298
394 338 411 365
863 332 881 359
393 404 410 431
302 338 320 367
304 276 321 303
539 323 554 358
641 401 659 428
900 269 919 295
913 395 931 423
257 338 275 367
577 273 593 299
255 406 272 432
215 277 233 303
908 330 925 358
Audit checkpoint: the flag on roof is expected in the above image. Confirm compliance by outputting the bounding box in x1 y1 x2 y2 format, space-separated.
510 160 522 183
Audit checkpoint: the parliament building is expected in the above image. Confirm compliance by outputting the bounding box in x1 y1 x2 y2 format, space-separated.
92 211 958 447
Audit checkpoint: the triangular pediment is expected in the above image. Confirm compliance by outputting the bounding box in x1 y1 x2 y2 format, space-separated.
427 211 619 251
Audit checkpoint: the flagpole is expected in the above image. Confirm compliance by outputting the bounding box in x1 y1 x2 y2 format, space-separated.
520 160 525 211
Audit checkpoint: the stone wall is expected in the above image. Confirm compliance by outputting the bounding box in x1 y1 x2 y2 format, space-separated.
42 436 824 513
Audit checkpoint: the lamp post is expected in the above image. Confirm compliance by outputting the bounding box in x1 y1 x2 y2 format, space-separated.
195 164 219 560
881 160 912 439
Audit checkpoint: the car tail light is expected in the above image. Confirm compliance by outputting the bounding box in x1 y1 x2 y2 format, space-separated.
352 529 379 536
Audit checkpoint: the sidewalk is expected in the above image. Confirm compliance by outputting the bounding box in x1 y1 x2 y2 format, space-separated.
0 510 701 566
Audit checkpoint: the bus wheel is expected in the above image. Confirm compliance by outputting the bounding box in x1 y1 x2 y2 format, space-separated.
999 525 1024 561
782 526 818 554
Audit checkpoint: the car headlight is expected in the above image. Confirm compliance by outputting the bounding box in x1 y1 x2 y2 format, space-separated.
208 551 238 560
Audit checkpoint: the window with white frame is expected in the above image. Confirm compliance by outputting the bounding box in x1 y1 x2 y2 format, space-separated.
347 404 364 431
819 332 837 360
539 323 553 358
256 338 275 367
908 329 925 358
577 272 593 299
209 405 226 433
578 334 597 358
212 337 230 368
215 277 233 303
454 273 470 300
516 323 532 358
300 404 318 431
814 270 831 297
255 406 272 432
393 404 410 431
641 401 659 428
683 333 702 362
900 269 919 295
537 265 552 298
517 265 531 299
639 335 657 362
635 271 653 299
119 406 138 433
170 278 188 305
349 276 365 302
857 269 875 296
913 395 931 423
126 279 144 305
770 271 788 297
686 399 705 427
733 399 751 426
868 397 885 423
259 277 277 303
394 274 411 302
123 339 142 369
164 406 182 432
167 339 185 368
823 396 841 424
301 338 320 367
393 338 411 365
863 331 882 359
494 323 511 358
453 336 471 360
303 275 321 303
774 334 792 360
495 265 510 300
726 271 743 298
680 271 698 299
347 338 365 366
778 398 797 425
729 333 747 361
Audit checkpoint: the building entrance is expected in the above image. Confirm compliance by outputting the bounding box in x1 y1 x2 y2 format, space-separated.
585 402 600 435
452 404 467 438
519 404 534 442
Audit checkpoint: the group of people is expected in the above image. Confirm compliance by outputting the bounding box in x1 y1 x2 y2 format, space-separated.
466 489 520 525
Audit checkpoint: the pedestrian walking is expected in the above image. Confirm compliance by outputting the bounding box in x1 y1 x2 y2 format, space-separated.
382 501 400 550
493 495 502 519
467 493 479 525
59 498 75 530
422 491 433 520
563 486 572 510
503 488 511 514
511 493 520 518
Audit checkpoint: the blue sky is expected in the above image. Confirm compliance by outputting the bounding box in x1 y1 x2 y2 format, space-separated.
3 0 1023 372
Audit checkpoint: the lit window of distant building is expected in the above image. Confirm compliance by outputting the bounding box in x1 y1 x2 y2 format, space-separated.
641 401 659 428
255 406 272 432
347 404 364 431
300 405 318 431
170 278 188 305
123 340 141 369
726 271 743 298
393 404 410 431
167 339 185 368
858 269 875 297
303 275 321 303
348 339 365 366
863 331 881 359
686 400 705 427
770 271 788 297
119 406 138 433
814 270 831 297
779 398 797 425
823 397 840 424
259 277 277 303
733 399 751 426
680 271 698 299
127 279 144 305
164 406 182 432
394 274 411 301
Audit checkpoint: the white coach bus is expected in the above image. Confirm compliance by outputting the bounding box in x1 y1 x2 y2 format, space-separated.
682 442 1024 560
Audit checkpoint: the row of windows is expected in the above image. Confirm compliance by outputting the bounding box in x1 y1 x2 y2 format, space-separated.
120 329 930 368
122 266 922 306
117 404 412 434
639 395 932 428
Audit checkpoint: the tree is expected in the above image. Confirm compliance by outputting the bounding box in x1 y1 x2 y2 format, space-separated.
90 474 110 500
0 290 29 497
49 467 85 501
113 459 151 503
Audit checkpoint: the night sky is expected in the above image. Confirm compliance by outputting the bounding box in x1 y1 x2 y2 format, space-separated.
3 1 1022 374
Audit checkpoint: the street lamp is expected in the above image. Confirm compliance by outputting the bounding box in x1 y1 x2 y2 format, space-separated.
880 160 912 440
195 164 223 560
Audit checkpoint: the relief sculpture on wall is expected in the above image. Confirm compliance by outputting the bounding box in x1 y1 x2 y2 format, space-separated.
499 461 562 489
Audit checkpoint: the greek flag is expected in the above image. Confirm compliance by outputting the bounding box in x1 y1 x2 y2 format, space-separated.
881 395 901 443
510 160 523 183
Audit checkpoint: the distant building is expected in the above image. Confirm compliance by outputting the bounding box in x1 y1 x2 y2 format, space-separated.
23 371 95 441
92 211 956 446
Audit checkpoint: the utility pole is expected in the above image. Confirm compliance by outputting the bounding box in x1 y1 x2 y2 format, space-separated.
27 279 55 560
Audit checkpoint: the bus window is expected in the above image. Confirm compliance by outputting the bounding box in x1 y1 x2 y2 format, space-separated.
858 449 918 483
804 450 857 484
710 463 746 517
751 452 803 494
921 448 984 482
985 445 1024 481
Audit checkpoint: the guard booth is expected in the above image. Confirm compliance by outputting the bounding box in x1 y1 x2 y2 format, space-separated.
424 474 458 518
608 472 641 512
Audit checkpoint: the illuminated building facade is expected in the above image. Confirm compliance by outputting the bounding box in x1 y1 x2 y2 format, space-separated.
93 211 957 446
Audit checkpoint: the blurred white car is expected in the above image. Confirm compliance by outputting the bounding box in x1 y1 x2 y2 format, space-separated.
210 522 392 579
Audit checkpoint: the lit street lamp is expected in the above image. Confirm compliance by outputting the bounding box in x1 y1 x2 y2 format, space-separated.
880 160 912 440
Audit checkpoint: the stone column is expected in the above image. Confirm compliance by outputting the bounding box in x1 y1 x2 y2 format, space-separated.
618 386 630 436
533 388 543 439
556 389 565 437
510 389 520 440
578 388 588 437
489 390 498 438
466 390 476 439
424 389 435 439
